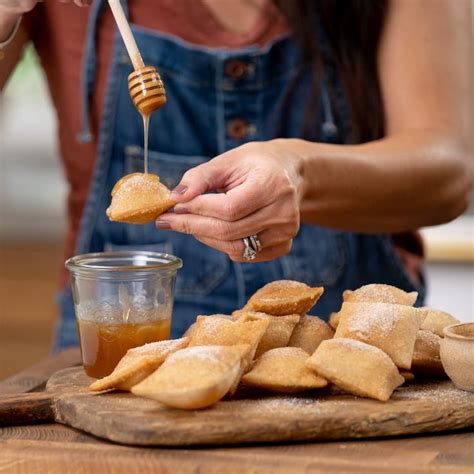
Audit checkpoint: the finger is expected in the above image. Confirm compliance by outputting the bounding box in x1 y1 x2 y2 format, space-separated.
194 229 287 257
173 180 274 221
156 211 266 240
169 156 235 203
157 201 298 240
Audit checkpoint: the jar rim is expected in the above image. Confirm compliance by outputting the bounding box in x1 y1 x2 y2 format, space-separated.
65 251 183 273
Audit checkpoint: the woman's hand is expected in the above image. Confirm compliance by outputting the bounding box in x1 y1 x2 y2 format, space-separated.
156 140 305 262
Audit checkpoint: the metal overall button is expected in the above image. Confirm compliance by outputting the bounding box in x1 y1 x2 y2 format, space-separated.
225 59 249 80
227 119 256 140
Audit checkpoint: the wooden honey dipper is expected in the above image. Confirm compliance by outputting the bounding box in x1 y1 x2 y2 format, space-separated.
108 0 166 115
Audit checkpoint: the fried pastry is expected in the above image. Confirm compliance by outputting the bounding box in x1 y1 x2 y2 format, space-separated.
233 311 300 358
183 314 231 340
419 308 460 337
244 280 324 316
343 284 418 306
242 347 327 393
188 315 269 362
288 314 334 355
131 344 250 409
89 337 189 392
306 338 404 401
411 330 446 377
188 315 269 392
106 172 175 224
334 302 423 369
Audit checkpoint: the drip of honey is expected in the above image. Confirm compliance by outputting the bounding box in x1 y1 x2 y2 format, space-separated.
142 113 150 174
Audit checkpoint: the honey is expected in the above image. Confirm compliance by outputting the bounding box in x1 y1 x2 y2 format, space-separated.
78 318 171 378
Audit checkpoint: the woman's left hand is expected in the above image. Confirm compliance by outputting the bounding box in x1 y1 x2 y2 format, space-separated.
155 140 305 262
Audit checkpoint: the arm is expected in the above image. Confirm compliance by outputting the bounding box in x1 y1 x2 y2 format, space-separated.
155 0 472 261
296 0 471 232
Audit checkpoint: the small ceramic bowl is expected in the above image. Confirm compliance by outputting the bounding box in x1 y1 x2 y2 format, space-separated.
440 322 474 391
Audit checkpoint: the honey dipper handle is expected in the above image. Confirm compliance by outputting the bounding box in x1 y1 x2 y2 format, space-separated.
108 0 145 70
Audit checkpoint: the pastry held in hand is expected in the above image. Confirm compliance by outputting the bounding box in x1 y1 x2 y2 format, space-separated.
343 284 418 306
243 347 327 393
288 314 334 354
89 338 189 391
244 280 324 316
306 338 404 401
106 173 175 224
131 344 250 409
334 301 423 369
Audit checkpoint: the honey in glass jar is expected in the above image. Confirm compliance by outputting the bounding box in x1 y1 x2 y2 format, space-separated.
78 317 171 378
65 251 182 379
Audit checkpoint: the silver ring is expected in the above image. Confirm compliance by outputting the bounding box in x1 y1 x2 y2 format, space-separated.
249 234 262 253
242 234 261 261
242 237 257 261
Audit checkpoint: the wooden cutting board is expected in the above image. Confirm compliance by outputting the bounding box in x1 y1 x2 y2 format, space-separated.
5 367 462 446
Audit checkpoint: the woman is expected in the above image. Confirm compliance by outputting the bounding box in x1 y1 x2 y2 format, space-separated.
0 0 471 350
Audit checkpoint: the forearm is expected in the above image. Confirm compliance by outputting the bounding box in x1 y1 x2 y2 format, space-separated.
287 131 471 233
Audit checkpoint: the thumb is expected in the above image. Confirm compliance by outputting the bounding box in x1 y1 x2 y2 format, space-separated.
170 158 232 203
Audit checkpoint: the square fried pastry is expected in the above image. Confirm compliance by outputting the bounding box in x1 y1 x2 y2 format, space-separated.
188 315 269 393
288 314 334 354
334 302 423 369
188 315 269 364
243 280 324 316
131 344 250 409
233 311 300 358
419 308 460 337
306 338 404 402
343 284 418 306
183 314 231 340
89 337 189 392
411 330 446 377
243 347 327 393
106 173 176 224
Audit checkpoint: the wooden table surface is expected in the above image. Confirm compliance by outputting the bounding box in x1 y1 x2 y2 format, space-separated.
1 349 473 474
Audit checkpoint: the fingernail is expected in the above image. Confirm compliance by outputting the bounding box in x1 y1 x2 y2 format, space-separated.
173 205 188 215
171 184 188 195
156 220 171 230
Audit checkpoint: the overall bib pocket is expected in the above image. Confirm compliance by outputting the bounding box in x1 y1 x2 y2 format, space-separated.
121 145 231 300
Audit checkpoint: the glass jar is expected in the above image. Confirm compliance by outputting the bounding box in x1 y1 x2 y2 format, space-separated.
65 251 182 378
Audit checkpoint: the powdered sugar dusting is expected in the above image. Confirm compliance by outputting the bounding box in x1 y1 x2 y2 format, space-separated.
327 337 383 354
344 284 417 305
128 338 187 356
344 303 398 337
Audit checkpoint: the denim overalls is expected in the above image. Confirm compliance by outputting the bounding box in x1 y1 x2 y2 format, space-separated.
54 0 425 351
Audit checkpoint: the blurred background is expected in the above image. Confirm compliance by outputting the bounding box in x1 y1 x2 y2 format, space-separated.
0 45 473 380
